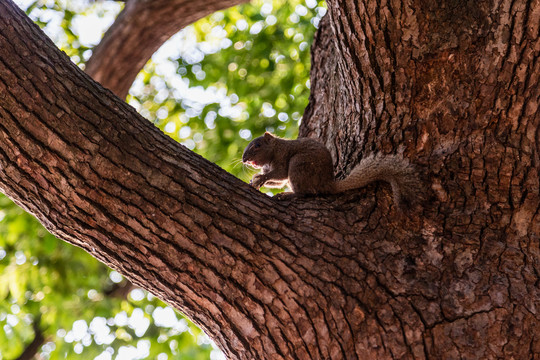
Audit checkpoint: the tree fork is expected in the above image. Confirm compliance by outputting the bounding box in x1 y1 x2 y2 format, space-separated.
0 0 539 359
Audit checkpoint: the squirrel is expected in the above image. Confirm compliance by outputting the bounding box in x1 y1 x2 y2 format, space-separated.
242 132 421 206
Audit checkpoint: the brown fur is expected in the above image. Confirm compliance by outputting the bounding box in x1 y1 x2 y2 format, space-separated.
243 132 422 205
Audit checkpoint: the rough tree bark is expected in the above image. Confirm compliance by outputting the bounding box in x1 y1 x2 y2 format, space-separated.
85 0 246 98
0 1 538 360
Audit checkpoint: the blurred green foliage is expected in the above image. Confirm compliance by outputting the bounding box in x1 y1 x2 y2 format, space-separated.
129 0 326 178
1 0 325 358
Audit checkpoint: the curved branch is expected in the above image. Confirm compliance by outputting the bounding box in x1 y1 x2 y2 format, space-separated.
85 0 246 98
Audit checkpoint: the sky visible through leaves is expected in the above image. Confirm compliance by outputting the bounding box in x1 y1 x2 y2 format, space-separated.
0 0 326 358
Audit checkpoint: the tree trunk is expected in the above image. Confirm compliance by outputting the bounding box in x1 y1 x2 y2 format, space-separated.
302 0 540 358
0 1 538 360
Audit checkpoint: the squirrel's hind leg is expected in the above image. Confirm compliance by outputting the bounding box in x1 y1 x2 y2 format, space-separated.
263 179 289 189
287 154 334 195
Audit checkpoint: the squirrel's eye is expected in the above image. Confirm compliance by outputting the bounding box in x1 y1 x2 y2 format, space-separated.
253 143 260 149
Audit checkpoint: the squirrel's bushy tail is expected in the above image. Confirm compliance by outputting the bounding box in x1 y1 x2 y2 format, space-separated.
334 154 422 207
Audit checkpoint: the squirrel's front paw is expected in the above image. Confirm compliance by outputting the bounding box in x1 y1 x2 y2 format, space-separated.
250 174 265 189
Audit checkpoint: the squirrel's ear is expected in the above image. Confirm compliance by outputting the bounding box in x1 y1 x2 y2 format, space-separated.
264 132 275 140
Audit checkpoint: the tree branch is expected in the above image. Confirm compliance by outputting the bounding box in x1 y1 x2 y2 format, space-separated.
85 0 247 98
104 278 135 298
16 318 46 360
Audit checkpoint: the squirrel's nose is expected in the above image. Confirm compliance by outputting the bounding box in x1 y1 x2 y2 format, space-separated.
242 152 250 163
